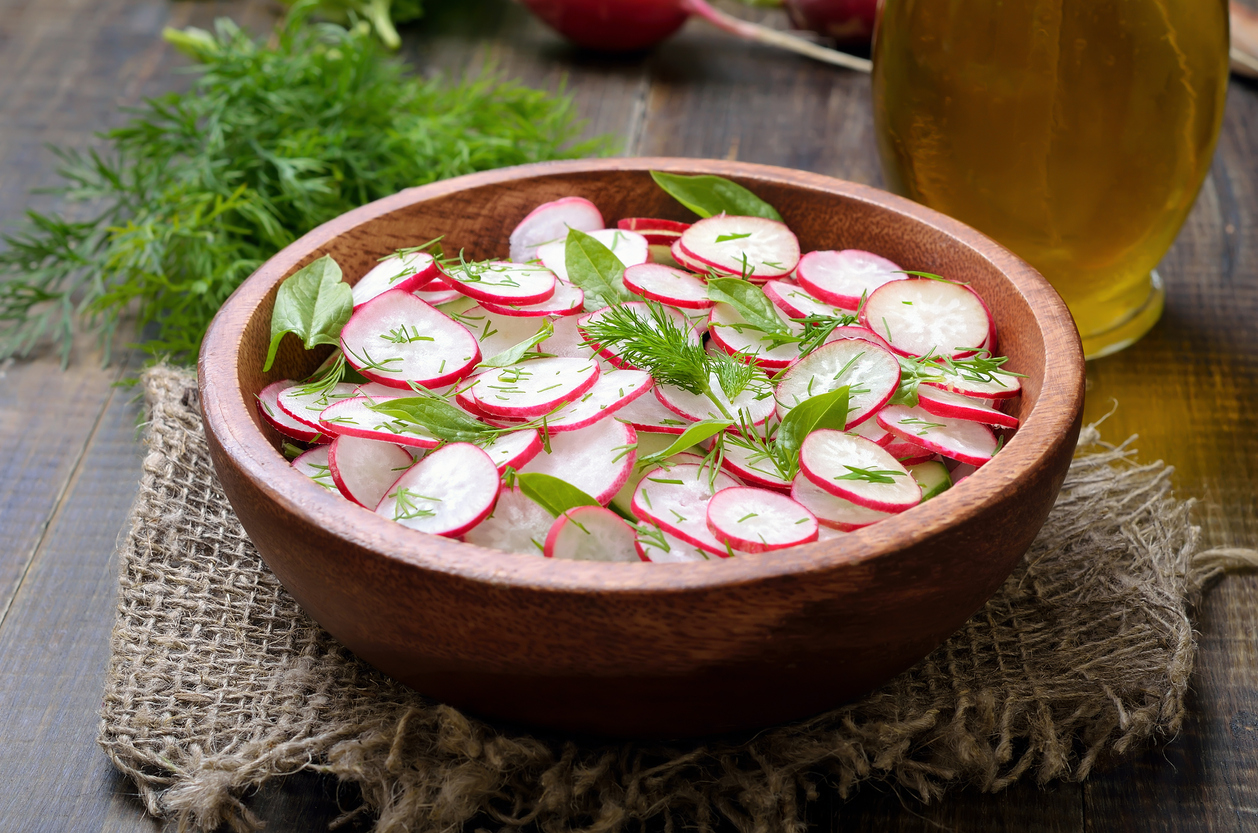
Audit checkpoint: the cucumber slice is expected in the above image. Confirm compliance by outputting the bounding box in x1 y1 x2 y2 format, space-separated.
909 460 952 501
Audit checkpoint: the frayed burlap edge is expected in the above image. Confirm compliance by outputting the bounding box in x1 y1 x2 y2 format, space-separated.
98 366 1258 833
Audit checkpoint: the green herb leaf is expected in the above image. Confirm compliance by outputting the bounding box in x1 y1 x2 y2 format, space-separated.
367 396 493 444
649 171 783 221
514 472 600 518
706 277 792 337
263 256 353 372
478 319 554 368
563 229 631 311
772 386 850 478
637 418 734 468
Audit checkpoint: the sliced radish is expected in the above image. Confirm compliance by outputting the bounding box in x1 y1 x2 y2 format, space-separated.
480 429 544 471
631 463 738 556
341 289 481 389
509 196 604 263
763 280 851 319
920 363 1023 400
441 261 557 306
413 285 462 306
847 417 892 447
823 325 893 352
774 339 900 428
718 438 792 490
816 526 848 542
578 302 701 369
328 435 416 509
877 404 999 467
917 387 1019 429
258 380 326 443
465 357 599 418
276 382 361 431
318 396 441 449
480 279 584 317
537 228 650 283
544 506 641 562
707 303 801 369
791 474 896 531
614 392 693 434
650 243 682 267
375 442 500 535
795 249 904 309
670 239 711 274
860 278 992 359
543 369 653 433
463 486 553 556
519 418 637 504
635 527 715 563
799 429 921 512
292 445 336 490
706 486 818 553
539 313 597 360
678 215 799 280
622 263 713 310
617 217 691 245
655 371 776 426
884 439 935 466
351 252 439 308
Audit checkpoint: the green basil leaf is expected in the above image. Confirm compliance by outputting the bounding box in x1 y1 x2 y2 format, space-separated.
638 418 733 468
514 472 601 518
367 396 492 444
264 255 353 371
649 171 783 222
773 386 851 477
563 229 632 311
478 319 554 369
706 277 793 337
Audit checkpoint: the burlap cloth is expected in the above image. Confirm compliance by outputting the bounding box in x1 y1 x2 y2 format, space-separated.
98 366 1258 833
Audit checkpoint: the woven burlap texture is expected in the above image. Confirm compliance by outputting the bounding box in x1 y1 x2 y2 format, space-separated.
98 366 1256 833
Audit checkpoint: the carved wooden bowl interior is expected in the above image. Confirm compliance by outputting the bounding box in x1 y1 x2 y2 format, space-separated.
198 158 1085 738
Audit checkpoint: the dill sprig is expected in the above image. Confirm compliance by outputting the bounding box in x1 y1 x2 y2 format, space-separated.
0 8 604 367
578 302 712 395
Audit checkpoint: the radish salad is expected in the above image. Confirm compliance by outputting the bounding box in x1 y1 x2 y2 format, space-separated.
259 172 1023 562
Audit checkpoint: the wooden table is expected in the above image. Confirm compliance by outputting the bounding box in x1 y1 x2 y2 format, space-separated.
1 0 1254 829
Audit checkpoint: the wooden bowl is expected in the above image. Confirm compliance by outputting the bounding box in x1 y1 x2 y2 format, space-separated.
199 158 1084 738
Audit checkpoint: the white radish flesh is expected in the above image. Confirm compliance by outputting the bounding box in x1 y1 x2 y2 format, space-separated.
921 365 1023 399
543 369 653 433
877 404 1000 467
480 429 544 471
519 418 637 504
622 263 713 309
706 486 818 553
791 474 895 531
670 239 711 274
631 463 738 556
613 392 693 434
544 506 641 562
795 249 904 309
823 325 893 351
351 252 439 308
917 387 1019 428
341 290 481 389
480 279 584 317
328 435 415 509
860 278 992 359
439 297 551 360
292 445 337 490
578 302 701 369
258 380 326 443
774 339 900 427
442 261 557 306
798 429 921 511
413 285 462 306
635 527 714 563
678 215 800 280
847 417 892 447
466 357 599 419
537 228 650 283
539 312 597 360
884 439 935 466
655 371 776 426
375 442 500 536
276 382 361 431
317 396 441 449
509 196 604 263
762 280 851 319
463 486 553 556
707 302 801 369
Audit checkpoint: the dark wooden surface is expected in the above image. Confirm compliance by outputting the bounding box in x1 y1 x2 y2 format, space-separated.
0 0 1253 829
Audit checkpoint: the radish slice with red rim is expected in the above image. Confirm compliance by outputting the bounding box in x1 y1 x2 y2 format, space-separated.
439 297 551 360
707 303 801 369
706 486 818 553
617 217 691 245
441 261 557 306
847 417 892 447
537 229 649 282
823 325 893 352
578 302 701 369
622 263 713 309
614 391 692 434
538 313 597 360
318 396 441 449
509 196 604 263
543 369 653 433
798 429 921 511
519 418 637 504
480 429 544 471
655 371 776 426
884 439 935 466
791 474 896 531
762 280 851 319
258 380 326 443
463 486 553 556
670 239 711 274
635 527 714 562
465 357 599 418
544 506 641 562
276 382 361 431
375 442 500 536
920 364 1023 400
413 286 462 306
341 289 481 389
678 215 800 280
328 435 415 509
632 463 738 556
352 252 439 308
292 445 336 490
877 404 999 467
774 339 900 427
480 280 584 317
917 387 1019 428
795 249 904 309
860 277 992 359
718 438 792 490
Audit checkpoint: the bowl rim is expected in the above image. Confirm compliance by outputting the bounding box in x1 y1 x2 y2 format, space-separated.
199 157 1085 595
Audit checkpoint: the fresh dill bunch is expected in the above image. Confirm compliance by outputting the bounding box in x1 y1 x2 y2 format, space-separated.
579 302 711 394
0 7 605 367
